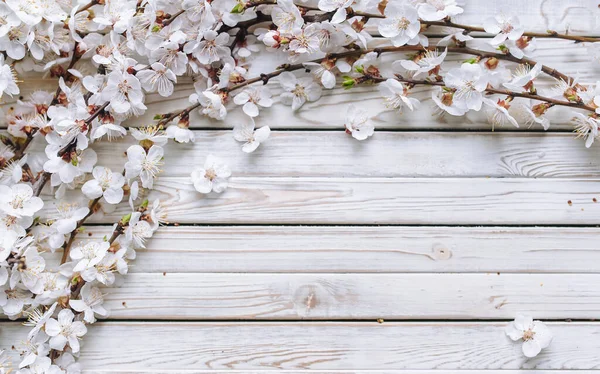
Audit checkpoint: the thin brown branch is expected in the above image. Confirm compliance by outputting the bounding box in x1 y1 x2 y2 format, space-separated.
370 75 595 112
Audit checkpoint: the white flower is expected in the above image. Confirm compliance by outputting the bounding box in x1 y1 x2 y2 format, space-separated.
0 184 43 217
191 155 231 193
69 283 108 323
345 105 374 141
509 102 550 130
125 145 164 189
318 0 354 23
23 302 57 341
272 0 304 34
482 97 519 129
437 31 474 46
379 4 420 47
505 36 536 59
233 118 271 153
92 0 136 34
279 72 322 111
444 63 489 111
125 212 154 249
10 247 45 294
70 241 110 272
233 86 273 117
288 24 321 55
166 124 195 143
572 112 599 148
431 87 468 116
187 30 229 64
505 314 552 357
417 0 463 21
82 166 125 204
50 203 89 235
395 48 447 78
136 63 177 97
0 55 19 99
131 126 168 147
0 283 32 316
0 23 28 60
101 71 146 114
503 63 542 92
45 309 87 353
303 61 339 89
483 14 524 45
195 91 227 120
44 149 97 186
378 79 420 112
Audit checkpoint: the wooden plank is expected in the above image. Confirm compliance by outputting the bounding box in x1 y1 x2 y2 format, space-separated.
70 226 600 273
45 177 600 225
3 322 600 370
74 273 600 320
25 131 600 178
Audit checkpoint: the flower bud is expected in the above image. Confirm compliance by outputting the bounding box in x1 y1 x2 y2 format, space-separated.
485 57 499 70
342 76 356 89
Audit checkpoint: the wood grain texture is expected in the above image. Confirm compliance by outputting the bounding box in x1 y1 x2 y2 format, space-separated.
25 131 600 178
63 226 600 273
42 177 600 225
3 322 600 370
86 273 600 320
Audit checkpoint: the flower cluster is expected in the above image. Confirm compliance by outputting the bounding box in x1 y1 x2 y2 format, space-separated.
0 0 595 371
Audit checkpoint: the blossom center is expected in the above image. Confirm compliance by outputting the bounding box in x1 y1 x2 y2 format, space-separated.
205 168 217 181
396 17 411 30
523 329 536 341
292 84 307 99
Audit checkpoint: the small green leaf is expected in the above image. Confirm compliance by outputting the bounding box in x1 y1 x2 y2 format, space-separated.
120 213 132 225
230 2 245 13
342 76 355 89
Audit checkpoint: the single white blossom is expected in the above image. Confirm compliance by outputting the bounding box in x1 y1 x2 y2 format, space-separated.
82 166 125 204
379 4 421 47
233 118 271 153
378 79 420 112
279 72 322 111
345 105 374 141
233 86 273 117
505 314 552 357
45 309 87 353
125 145 164 189
417 0 463 21
483 14 524 45
444 63 489 111
191 155 231 193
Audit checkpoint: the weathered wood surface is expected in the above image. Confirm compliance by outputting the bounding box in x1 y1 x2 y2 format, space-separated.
41 177 600 225
87 273 600 320
4 322 600 371
3 1 600 372
25 131 600 178
57 226 600 273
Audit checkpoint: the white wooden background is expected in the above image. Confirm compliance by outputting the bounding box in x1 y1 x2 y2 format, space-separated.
3 0 600 371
